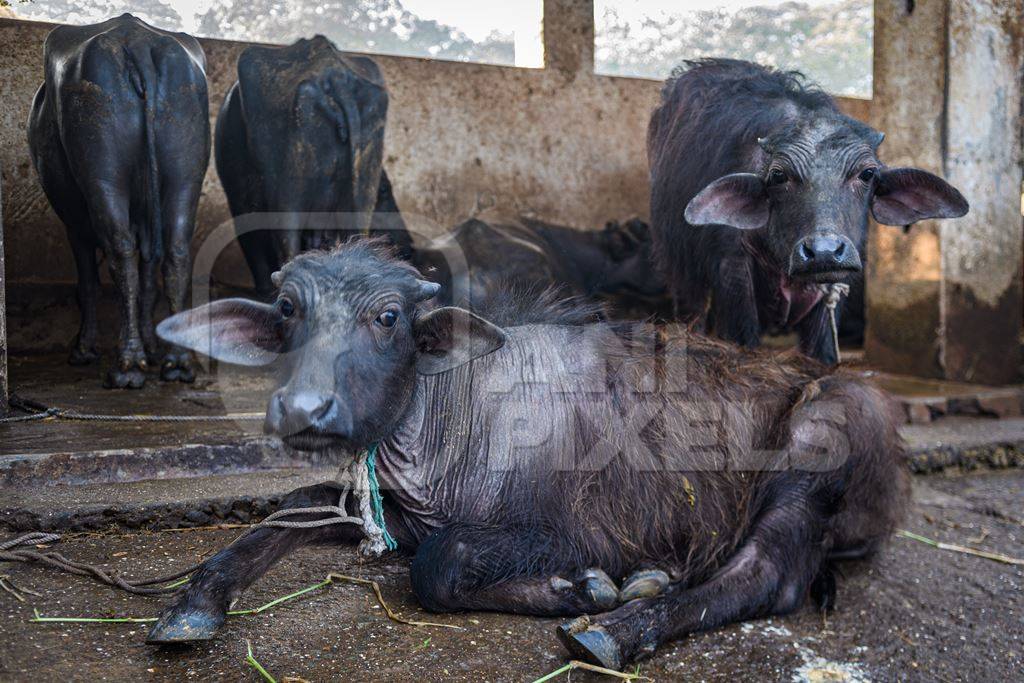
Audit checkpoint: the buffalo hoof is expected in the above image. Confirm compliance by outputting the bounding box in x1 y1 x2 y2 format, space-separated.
104 366 147 389
619 569 670 602
147 606 224 644
69 346 100 366
557 617 624 671
579 568 619 611
160 352 196 383
105 347 149 389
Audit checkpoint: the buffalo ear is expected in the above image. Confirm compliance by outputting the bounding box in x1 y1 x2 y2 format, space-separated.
413 307 507 375
872 167 969 226
156 298 283 366
684 173 769 230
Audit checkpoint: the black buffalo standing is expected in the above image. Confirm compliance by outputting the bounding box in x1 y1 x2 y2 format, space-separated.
648 59 968 364
216 36 408 296
28 14 210 387
150 240 906 670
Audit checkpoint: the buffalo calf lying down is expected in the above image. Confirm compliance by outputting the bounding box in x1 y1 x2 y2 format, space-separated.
153 240 907 668
28 14 210 387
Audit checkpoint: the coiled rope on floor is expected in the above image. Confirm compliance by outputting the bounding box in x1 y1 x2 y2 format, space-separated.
0 531 196 595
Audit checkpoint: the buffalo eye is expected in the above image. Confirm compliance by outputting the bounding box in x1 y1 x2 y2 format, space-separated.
766 168 787 186
376 308 399 328
858 167 878 183
278 297 296 319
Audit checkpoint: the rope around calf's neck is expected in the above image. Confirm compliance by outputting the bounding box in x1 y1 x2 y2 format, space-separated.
253 443 395 555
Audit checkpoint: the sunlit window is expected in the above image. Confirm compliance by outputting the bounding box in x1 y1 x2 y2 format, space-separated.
10 0 544 68
595 0 872 97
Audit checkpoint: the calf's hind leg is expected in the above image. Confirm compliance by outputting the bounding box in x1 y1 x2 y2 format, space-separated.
560 379 907 669
147 482 367 643
559 480 830 669
411 522 656 617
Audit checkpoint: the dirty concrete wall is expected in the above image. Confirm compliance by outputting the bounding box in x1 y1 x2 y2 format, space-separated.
940 0 1024 385
866 0 949 378
867 0 1023 385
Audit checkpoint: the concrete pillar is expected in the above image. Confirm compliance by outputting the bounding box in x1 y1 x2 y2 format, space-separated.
867 0 1023 385
543 0 594 78
0 174 7 416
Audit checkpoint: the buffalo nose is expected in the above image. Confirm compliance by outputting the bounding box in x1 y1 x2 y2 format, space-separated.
266 389 338 436
791 233 861 273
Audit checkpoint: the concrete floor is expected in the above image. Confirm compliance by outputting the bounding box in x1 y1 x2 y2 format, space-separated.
1 470 1021 682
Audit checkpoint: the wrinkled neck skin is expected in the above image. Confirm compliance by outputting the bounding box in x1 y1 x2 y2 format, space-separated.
374 324 607 543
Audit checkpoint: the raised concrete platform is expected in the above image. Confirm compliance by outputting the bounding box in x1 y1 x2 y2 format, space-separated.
901 416 1024 472
869 373 1024 424
6 365 1024 478
1 354 272 462
4 352 1024 538
1 354 307 489
0 467 335 532
0 413 1021 535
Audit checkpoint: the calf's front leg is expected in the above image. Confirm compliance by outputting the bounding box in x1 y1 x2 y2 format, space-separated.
147 482 365 643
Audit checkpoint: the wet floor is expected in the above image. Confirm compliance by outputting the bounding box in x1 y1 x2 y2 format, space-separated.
1 469 1022 682
1 355 273 456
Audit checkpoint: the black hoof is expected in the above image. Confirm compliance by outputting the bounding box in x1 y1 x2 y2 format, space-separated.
557 618 624 671
160 348 197 383
619 569 670 602
161 361 196 383
105 367 147 389
147 607 224 643
580 568 619 611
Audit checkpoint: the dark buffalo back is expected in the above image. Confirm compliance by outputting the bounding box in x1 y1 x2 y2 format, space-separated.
216 35 399 295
